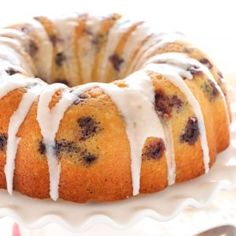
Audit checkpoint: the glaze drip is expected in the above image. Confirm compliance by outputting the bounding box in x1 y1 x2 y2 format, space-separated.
4 78 45 195
36 83 79 200
145 63 210 173
0 14 229 201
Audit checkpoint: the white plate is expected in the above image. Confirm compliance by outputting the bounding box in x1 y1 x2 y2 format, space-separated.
0 83 236 234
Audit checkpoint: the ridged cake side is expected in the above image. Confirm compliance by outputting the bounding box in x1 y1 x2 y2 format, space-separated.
0 13 230 202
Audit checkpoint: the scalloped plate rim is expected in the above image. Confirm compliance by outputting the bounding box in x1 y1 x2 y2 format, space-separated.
0 88 235 234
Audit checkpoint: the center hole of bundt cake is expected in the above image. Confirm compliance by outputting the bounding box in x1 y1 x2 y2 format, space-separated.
12 16 147 86
7 15 151 86
51 51 128 87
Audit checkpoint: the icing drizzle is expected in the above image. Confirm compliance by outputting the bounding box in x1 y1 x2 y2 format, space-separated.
36 83 78 200
0 15 229 200
145 63 210 173
3 76 45 194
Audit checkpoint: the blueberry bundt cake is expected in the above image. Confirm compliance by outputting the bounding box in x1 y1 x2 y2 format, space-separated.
0 13 230 203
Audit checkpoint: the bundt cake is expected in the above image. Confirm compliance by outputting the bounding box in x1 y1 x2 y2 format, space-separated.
0 13 230 203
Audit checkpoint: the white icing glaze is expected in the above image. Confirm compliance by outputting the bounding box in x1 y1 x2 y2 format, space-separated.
98 17 135 82
126 32 185 75
119 71 166 194
125 35 159 75
0 44 30 75
133 33 187 72
36 83 78 201
27 19 54 82
0 15 228 200
3 78 45 195
0 60 25 77
145 52 230 124
0 36 35 76
162 122 176 185
0 19 53 80
0 28 26 38
68 70 166 195
0 29 28 48
119 23 151 73
0 72 38 97
145 63 210 173
0 29 36 74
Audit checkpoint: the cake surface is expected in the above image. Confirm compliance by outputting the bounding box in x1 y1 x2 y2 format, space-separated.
0 13 230 202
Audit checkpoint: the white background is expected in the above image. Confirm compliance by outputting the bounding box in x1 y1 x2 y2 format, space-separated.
0 0 235 235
